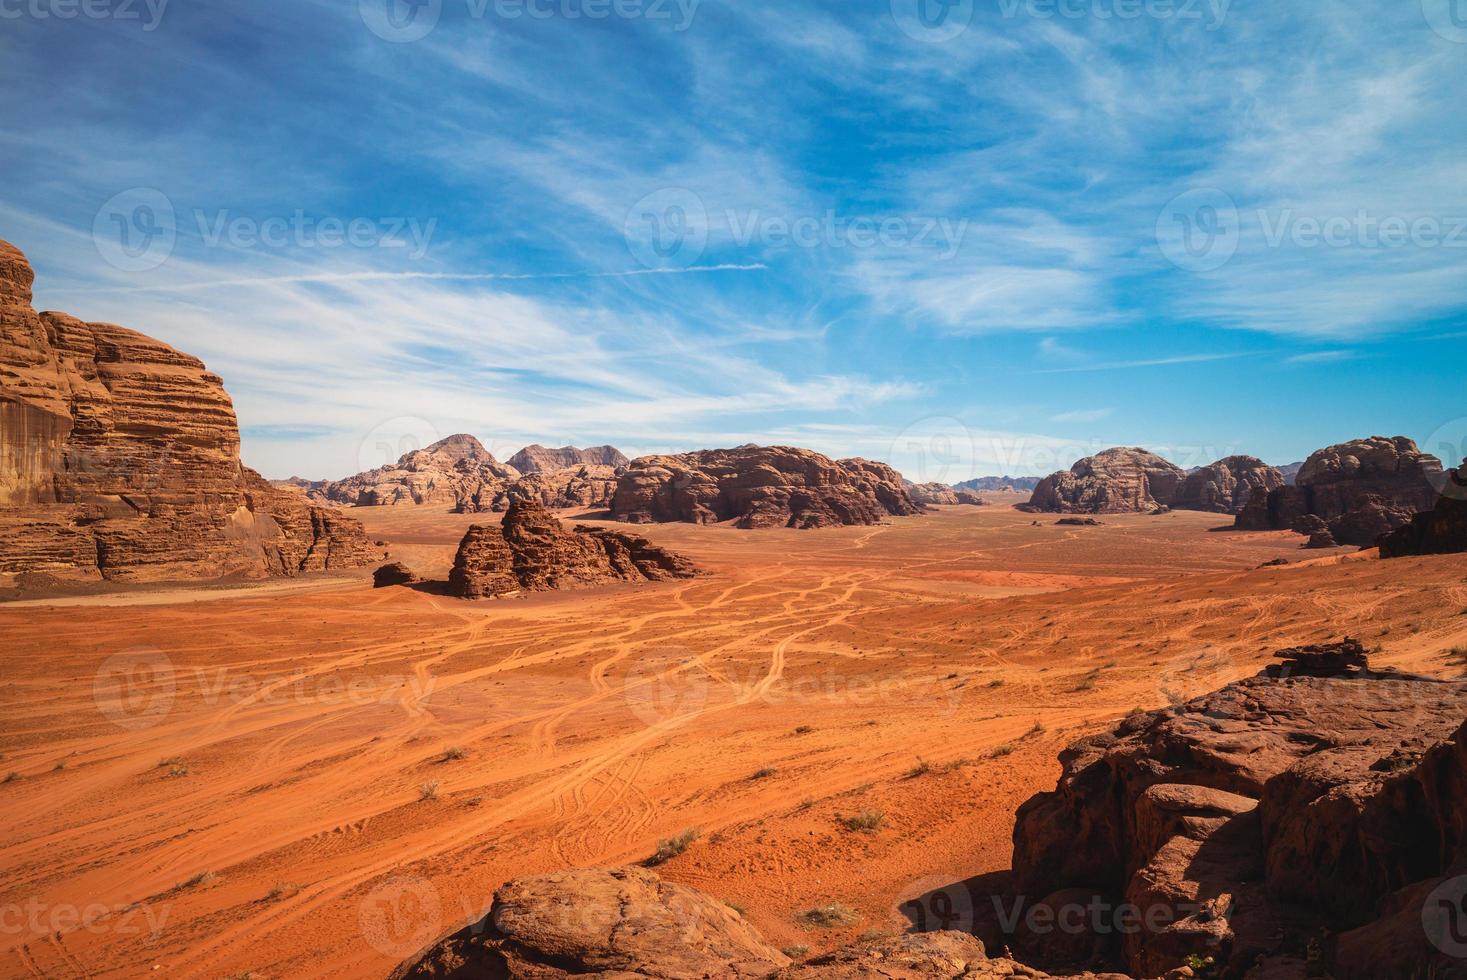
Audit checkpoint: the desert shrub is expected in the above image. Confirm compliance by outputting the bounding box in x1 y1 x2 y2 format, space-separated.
839 809 885 833
418 781 440 801
440 747 467 762
906 758 932 778
181 871 216 889
647 828 699 865
750 767 777 780
799 903 860 928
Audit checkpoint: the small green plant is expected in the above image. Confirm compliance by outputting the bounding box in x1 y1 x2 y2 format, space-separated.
181 871 216 889
647 828 699 865
839 809 885 833
418 781 440 801
265 882 302 901
440 747 467 762
799 903 860 928
987 743 1016 759
906 758 932 778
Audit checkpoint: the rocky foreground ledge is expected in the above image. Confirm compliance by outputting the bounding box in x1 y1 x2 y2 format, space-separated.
390 642 1466 979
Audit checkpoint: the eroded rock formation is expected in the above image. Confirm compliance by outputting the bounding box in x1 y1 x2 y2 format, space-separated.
1024 449 1185 515
905 481 986 507
956 476 1043 493
0 237 375 587
449 499 697 598
506 443 629 475
391 867 1132 980
315 434 521 509
610 445 921 529
1380 458 1467 558
1170 456 1285 515
373 562 421 588
1009 642 1466 979
465 463 620 514
1234 436 1442 546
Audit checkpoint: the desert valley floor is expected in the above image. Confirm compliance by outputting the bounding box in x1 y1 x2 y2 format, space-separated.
2 498 1465 978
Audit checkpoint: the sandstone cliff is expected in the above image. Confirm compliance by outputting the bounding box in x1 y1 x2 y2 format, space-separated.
956 476 1042 493
0 237 375 587
905 481 985 507
1380 458 1467 558
1170 455 1285 515
463 462 620 514
506 443 629 474
1233 436 1442 546
610 445 921 529
449 499 697 598
314 434 521 509
1009 640 1466 979
1024 449 1185 514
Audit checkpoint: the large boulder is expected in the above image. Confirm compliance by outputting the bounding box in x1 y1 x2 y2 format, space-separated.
449 499 697 598
1234 437 1442 546
1380 458 1467 558
0 236 375 586
610 445 921 529
392 867 1131 980
506 443 629 475
1009 641 1467 979
1023 449 1185 515
1170 456 1285 515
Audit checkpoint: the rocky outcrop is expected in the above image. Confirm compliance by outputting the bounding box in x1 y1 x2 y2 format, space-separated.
610 445 921 529
1170 456 1285 515
956 476 1043 493
1234 437 1442 546
1024 449 1185 515
392 868 1132 980
449 500 697 598
465 463 620 514
506 443 628 475
0 236 375 587
316 434 521 509
1379 458 1467 559
1009 641 1466 979
905 481 986 507
372 562 421 588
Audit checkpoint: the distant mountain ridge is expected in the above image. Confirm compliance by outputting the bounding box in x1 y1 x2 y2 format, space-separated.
953 475 1043 492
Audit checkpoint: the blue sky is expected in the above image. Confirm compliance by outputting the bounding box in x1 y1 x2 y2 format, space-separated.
2 0 1465 481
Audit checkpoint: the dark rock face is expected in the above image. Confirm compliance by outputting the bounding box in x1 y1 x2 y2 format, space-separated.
1234 437 1442 546
610 445 921 529
1009 643 1467 979
392 868 1129 980
506 444 629 475
1171 456 1285 515
1380 459 1467 558
372 562 421 588
1024 449 1185 515
0 237 375 586
449 500 697 598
